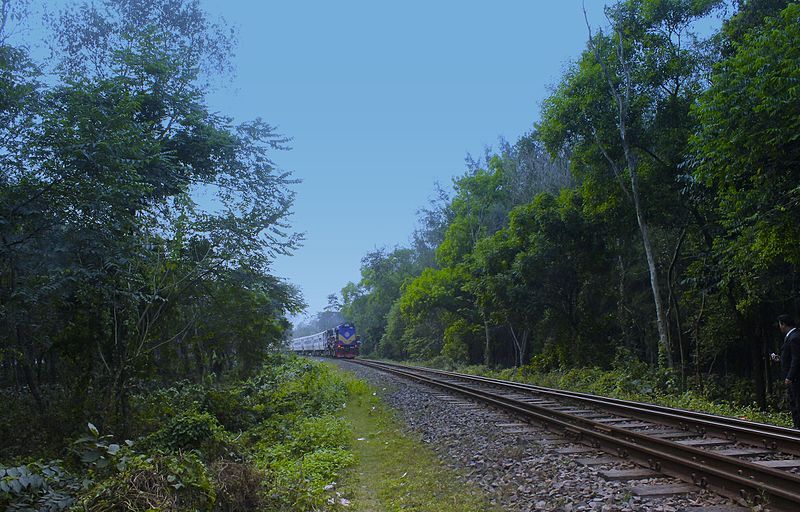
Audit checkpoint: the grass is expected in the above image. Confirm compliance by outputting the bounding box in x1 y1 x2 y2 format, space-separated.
333 366 496 512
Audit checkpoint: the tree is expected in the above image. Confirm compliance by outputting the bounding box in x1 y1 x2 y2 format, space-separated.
0 0 302 432
688 2 800 404
341 247 420 354
539 0 722 367
691 2 800 285
398 265 475 360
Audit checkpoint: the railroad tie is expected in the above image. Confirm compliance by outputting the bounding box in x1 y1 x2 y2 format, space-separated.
754 458 800 469
598 468 661 481
572 412 608 419
575 456 618 466
714 447 774 457
555 446 596 455
629 483 698 497
648 430 697 439
678 506 750 512
537 437 572 445
614 421 653 429
676 438 732 447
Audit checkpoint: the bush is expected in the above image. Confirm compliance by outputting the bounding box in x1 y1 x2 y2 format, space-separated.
449 357 794 427
0 387 88 461
209 459 264 512
77 451 215 512
247 360 357 511
134 380 259 436
144 411 234 461
2 355 363 512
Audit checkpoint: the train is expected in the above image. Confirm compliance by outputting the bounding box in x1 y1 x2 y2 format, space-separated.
289 322 360 359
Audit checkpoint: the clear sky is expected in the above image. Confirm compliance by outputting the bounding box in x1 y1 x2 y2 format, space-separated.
197 1 615 319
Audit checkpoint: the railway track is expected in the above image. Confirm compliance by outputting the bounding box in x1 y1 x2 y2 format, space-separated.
349 358 800 511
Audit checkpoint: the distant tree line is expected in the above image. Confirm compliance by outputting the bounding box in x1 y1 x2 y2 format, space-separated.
292 294 346 337
0 0 302 436
340 0 800 408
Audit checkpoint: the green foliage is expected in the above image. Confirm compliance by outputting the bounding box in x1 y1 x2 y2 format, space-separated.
420 355 792 427
442 319 474 364
71 422 134 478
260 446 355 511
0 462 79 512
288 416 350 456
341 247 423 354
263 359 348 421
436 166 508 267
77 451 216 512
0 0 302 450
250 360 358 511
1 353 368 512
144 412 233 460
690 2 800 310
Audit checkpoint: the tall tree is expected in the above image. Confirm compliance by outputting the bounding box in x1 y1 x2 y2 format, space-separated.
539 0 721 367
0 0 302 430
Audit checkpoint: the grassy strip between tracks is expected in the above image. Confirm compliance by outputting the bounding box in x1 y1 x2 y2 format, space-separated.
335 365 495 512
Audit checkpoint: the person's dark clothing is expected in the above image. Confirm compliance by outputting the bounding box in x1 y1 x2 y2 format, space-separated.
780 328 800 428
789 383 800 429
780 328 800 381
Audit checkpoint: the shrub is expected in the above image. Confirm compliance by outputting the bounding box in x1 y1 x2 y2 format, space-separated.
204 387 255 432
209 459 264 512
2 355 362 512
144 411 234 461
77 451 215 512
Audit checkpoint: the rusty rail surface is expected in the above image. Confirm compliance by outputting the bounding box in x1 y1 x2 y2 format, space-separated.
350 359 800 511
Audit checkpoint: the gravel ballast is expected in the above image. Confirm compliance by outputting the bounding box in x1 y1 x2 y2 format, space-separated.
332 359 748 512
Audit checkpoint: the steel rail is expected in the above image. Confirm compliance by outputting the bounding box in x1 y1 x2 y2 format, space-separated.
367 359 800 456
351 359 800 511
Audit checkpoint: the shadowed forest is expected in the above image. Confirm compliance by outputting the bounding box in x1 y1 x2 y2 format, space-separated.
339 0 800 411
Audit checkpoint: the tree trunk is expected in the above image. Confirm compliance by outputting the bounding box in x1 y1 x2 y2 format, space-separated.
19 353 44 409
520 327 530 366
509 324 525 368
110 301 132 435
483 317 491 367
672 294 686 387
624 148 672 368
14 322 45 409
585 19 673 369
751 333 766 409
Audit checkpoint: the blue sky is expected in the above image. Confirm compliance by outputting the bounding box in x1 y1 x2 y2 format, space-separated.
199 1 621 319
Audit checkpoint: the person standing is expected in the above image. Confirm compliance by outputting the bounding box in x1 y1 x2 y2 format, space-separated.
773 315 800 428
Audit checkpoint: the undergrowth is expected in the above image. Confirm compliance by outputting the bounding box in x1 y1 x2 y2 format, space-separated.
389 351 793 427
1 354 358 511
